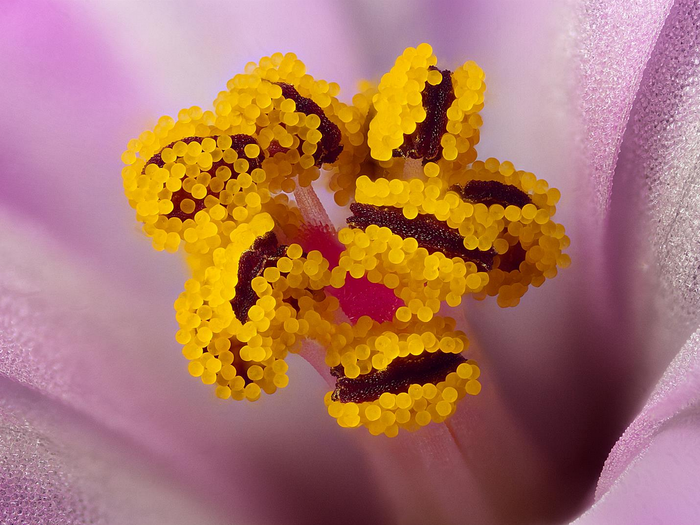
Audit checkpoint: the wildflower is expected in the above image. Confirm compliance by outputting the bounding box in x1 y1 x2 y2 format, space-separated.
2 0 700 523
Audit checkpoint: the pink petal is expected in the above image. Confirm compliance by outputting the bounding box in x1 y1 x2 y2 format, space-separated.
0 0 183 297
0 208 392 524
610 0 700 367
569 0 674 217
571 326 700 523
0 376 227 525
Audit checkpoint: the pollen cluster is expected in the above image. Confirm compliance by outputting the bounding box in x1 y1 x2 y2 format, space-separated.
122 44 569 437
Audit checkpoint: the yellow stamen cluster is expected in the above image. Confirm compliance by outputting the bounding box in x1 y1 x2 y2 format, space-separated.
122 55 360 400
325 360 481 436
122 52 364 253
122 45 569 437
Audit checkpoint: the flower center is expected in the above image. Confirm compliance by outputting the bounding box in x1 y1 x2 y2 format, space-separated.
121 43 571 436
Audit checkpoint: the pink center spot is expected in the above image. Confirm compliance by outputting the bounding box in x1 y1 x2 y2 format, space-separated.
298 223 402 323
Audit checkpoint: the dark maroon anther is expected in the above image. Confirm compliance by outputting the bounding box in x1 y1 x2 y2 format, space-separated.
347 203 494 272
144 135 264 222
394 66 455 162
276 82 343 165
331 351 466 403
496 242 527 273
231 232 288 322
452 180 532 208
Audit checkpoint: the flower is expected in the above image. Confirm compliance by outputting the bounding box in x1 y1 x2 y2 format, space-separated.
1 0 700 524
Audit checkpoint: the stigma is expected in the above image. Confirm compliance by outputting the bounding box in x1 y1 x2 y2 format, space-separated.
121 43 570 436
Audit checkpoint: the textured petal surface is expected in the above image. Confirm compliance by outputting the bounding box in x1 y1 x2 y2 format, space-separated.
569 0 674 216
569 2 700 521
0 376 228 525
571 327 700 524
611 0 700 370
0 209 392 525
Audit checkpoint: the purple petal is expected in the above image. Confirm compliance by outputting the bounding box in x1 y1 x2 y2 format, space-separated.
569 0 674 216
610 0 700 364
568 3 700 521
0 376 228 525
571 326 700 523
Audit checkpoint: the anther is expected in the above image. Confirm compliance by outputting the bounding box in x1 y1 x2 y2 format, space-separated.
394 67 455 162
144 134 264 222
231 231 287 322
276 82 344 165
451 180 531 208
347 203 494 271
331 351 466 403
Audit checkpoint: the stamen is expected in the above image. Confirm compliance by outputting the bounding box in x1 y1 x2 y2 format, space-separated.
367 43 484 167
394 66 455 162
231 231 287 322
347 202 494 271
325 358 482 436
276 83 343 165
331 351 466 403
143 134 264 222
